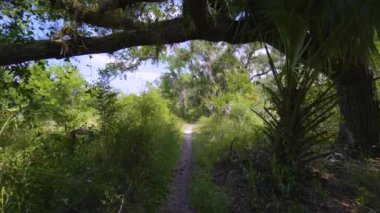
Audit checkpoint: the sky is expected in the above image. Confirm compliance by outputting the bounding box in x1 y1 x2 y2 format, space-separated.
48 54 168 94
0 5 171 94
51 46 267 94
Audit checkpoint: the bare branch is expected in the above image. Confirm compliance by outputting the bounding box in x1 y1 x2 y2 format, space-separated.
251 70 271 79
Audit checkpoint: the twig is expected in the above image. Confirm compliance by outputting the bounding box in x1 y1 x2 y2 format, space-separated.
118 195 125 213
251 70 271 79
0 113 16 137
229 137 238 159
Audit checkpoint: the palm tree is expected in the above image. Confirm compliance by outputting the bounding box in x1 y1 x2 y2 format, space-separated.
239 0 380 157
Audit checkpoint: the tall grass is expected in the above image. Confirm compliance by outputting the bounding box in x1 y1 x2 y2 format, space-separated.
190 94 263 212
0 90 181 212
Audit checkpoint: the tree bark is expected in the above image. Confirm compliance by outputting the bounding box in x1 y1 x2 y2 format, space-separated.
0 18 199 66
334 61 380 157
0 18 265 66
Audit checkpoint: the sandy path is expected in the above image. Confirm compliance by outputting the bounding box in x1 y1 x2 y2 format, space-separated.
165 124 195 213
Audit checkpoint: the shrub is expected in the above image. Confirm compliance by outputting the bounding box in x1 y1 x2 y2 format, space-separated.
0 90 181 212
96 90 182 210
249 46 337 210
191 92 263 211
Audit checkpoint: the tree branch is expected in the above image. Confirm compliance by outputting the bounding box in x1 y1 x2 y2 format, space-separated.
53 0 154 29
2 0 289 68
97 0 166 12
251 70 271 79
0 18 199 66
184 0 214 35
0 15 284 66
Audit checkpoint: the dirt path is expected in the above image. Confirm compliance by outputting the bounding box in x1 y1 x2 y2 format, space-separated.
165 124 195 213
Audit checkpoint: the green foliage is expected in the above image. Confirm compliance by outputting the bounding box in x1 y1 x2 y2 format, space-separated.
101 90 182 210
0 133 102 212
240 0 380 64
0 64 93 148
194 89 262 169
190 88 263 211
257 68 336 184
161 41 263 121
160 72 203 121
0 67 30 146
250 39 337 209
89 68 119 133
23 64 93 130
191 172 227 213
0 63 101 211
0 62 181 212
246 4 340 202
0 0 70 43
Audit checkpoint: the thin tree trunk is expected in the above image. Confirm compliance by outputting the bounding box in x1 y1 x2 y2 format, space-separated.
334 61 380 157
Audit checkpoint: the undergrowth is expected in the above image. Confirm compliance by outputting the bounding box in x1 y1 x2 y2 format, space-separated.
190 95 262 212
318 158 380 212
0 91 181 212
190 171 226 213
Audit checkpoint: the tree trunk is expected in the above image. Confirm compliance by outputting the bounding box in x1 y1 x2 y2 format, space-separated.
334 62 380 157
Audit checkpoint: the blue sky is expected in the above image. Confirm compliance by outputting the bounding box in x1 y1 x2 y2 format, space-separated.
49 54 168 94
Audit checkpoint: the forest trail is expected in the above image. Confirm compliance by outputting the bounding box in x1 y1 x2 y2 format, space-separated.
165 124 195 213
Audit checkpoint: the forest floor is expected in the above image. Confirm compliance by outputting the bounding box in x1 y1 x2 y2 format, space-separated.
164 124 195 213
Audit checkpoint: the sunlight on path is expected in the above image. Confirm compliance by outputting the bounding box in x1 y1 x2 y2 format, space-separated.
183 124 195 134
165 124 195 213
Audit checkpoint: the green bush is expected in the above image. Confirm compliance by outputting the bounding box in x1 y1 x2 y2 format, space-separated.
191 171 226 213
104 90 182 210
195 94 263 170
191 93 263 211
0 90 181 212
0 133 105 212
